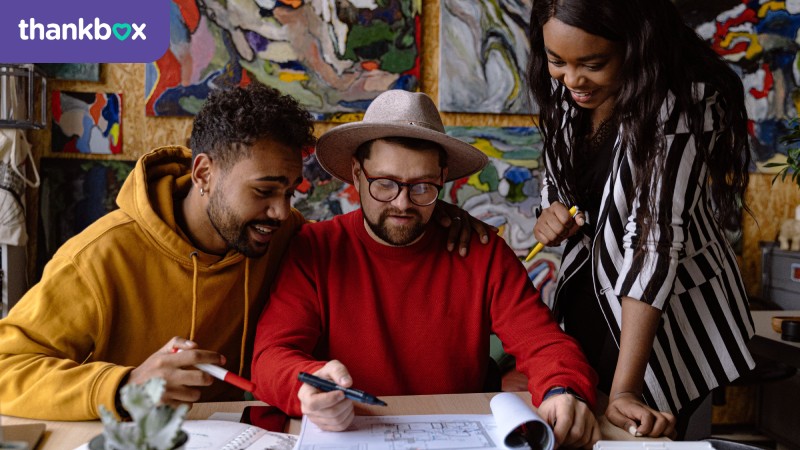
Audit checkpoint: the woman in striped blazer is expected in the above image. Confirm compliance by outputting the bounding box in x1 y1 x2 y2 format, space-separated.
527 0 755 439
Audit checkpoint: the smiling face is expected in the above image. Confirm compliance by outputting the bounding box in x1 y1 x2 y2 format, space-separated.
206 138 303 257
352 139 446 247
542 17 623 120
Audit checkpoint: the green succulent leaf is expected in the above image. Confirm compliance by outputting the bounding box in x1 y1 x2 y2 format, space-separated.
99 378 185 450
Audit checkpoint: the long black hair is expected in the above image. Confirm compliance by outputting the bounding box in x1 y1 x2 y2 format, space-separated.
528 0 751 250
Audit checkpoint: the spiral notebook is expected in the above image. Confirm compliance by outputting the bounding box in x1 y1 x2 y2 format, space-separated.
182 420 296 450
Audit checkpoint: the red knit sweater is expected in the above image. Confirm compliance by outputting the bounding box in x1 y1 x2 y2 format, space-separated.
252 209 597 416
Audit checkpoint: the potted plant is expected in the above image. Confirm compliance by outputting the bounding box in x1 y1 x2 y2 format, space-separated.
767 119 800 188
90 378 189 450
767 119 800 250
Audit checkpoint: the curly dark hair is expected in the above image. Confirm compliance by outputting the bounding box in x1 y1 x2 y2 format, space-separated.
189 84 316 169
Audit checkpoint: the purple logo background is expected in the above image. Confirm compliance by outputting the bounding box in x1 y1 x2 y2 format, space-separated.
0 0 169 63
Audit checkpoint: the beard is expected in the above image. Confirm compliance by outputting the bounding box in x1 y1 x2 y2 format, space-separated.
207 189 281 258
364 207 426 246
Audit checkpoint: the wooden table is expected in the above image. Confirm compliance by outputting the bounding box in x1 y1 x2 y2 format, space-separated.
1 392 650 450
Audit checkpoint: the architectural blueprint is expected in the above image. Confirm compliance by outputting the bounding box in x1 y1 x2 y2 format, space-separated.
294 393 552 450
295 414 502 449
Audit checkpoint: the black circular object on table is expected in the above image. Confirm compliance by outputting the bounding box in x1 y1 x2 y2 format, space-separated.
781 319 800 342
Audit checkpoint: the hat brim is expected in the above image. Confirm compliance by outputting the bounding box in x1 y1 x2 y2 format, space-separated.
316 122 489 184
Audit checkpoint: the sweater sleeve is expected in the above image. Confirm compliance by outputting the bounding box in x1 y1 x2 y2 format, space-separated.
615 86 721 309
0 256 131 420
489 240 598 408
251 231 326 417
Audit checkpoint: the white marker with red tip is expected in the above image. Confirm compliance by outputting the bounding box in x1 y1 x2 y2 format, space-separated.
171 348 256 392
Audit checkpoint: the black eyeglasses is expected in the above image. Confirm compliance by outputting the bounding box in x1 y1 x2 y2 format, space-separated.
360 166 443 206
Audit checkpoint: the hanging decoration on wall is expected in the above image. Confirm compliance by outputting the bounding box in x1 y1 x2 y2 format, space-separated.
438 0 534 115
36 159 134 275
678 0 800 168
36 64 100 82
292 126 543 257
145 0 421 120
51 90 122 154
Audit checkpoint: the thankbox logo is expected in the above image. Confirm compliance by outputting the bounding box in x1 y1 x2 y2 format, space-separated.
1 0 168 62
18 18 147 41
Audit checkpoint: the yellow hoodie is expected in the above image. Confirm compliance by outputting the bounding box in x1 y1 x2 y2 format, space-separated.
0 146 303 420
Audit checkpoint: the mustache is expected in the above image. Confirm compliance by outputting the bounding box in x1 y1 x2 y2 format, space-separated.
380 207 421 220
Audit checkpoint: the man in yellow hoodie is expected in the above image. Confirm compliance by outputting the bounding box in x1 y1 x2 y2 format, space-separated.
0 84 314 420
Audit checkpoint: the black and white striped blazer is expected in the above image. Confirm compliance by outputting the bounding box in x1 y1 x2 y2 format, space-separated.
541 83 755 414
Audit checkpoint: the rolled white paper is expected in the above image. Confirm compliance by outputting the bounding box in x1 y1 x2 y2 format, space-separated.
490 393 554 450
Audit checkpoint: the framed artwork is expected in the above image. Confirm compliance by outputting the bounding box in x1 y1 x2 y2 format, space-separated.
36 64 100 81
145 0 421 120
51 90 122 154
439 0 534 114
36 159 135 276
677 0 800 167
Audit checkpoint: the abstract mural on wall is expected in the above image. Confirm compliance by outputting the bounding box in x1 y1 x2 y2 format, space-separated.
145 0 421 120
36 159 134 276
36 64 100 81
443 126 542 255
439 0 534 114
292 152 359 222
51 91 122 154
292 126 544 257
677 0 800 166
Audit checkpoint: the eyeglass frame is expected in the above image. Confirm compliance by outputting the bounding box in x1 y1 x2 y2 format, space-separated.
359 165 444 206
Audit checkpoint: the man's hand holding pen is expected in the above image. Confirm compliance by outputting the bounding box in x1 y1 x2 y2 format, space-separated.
297 360 359 431
126 337 222 410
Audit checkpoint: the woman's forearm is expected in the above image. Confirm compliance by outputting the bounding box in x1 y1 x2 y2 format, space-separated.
609 296 662 399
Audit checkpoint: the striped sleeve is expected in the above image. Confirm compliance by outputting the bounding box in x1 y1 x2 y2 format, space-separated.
540 158 558 209
615 85 722 309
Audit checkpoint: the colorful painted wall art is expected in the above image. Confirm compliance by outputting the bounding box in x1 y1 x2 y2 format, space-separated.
678 0 800 166
146 0 421 120
443 126 542 255
36 64 100 81
292 152 359 222
36 159 134 277
439 0 534 114
51 91 122 154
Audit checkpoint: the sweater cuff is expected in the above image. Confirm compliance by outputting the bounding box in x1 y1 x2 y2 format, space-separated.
92 365 134 420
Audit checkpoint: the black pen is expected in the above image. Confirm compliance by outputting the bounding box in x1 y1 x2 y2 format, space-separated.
298 372 388 406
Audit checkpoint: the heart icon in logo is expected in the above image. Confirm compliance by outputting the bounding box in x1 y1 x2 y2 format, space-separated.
112 23 132 41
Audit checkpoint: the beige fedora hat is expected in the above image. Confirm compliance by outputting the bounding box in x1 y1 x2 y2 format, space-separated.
316 90 488 184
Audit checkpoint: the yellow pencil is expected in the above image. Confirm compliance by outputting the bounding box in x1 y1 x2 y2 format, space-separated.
524 206 579 262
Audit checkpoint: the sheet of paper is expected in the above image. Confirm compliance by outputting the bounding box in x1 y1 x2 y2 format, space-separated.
294 414 507 449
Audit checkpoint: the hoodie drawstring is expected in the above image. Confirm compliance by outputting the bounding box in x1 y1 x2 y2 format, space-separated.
239 258 250 377
188 251 250 378
189 252 199 341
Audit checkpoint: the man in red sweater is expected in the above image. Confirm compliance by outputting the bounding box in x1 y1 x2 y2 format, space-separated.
252 90 600 447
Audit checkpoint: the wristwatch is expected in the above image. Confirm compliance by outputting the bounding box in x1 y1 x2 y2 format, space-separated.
543 386 587 404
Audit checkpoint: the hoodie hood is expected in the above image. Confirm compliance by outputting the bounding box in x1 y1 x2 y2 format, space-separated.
117 145 244 268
